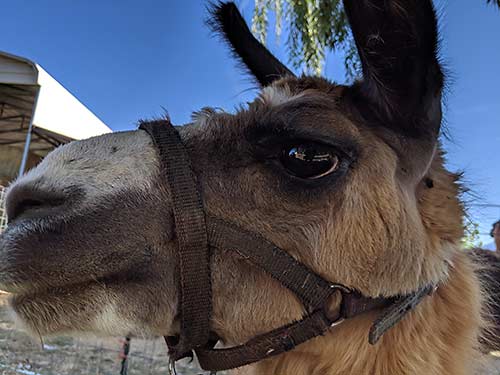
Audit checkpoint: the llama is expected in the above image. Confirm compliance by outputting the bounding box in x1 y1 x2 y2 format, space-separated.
0 1 488 374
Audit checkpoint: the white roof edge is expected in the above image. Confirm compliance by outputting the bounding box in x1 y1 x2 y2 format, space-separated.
0 51 112 140
33 65 112 140
0 51 38 85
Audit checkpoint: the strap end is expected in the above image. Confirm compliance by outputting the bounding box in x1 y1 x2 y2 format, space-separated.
367 285 436 345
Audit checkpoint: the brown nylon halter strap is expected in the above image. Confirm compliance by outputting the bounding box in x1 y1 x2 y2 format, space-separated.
206 218 342 312
139 120 212 360
193 217 345 371
193 218 395 372
196 309 336 371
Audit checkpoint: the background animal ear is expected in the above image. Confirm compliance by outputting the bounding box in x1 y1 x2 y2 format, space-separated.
344 0 444 139
208 2 294 86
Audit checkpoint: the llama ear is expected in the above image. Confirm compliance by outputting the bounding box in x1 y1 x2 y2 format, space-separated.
208 2 294 86
344 0 444 140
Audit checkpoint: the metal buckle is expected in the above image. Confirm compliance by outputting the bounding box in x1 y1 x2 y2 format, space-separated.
168 359 178 375
169 358 217 375
330 316 345 328
429 284 439 295
326 283 350 328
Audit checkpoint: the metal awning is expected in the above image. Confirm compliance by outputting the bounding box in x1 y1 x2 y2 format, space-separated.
0 51 111 161
0 84 68 158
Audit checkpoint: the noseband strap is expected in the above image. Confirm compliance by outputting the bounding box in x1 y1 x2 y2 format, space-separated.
140 120 436 373
140 120 212 359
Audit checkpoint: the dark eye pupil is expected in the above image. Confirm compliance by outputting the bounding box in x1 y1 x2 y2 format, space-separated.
281 143 339 179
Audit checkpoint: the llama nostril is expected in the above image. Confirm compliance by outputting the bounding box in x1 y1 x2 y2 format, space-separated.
10 198 48 221
6 186 67 223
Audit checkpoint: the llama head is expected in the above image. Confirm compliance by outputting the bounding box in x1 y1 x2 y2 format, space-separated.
0 1 461 345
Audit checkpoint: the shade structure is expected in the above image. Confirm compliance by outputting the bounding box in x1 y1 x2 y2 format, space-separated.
0 51 111 183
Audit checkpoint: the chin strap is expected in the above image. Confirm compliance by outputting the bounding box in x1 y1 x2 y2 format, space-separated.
139 119 437 374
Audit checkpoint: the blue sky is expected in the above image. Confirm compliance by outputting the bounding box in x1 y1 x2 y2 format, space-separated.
1 0 499 246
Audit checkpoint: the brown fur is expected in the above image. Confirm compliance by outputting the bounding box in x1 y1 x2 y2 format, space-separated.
0 1 490 373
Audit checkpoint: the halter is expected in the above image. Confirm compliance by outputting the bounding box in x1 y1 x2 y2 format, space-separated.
139 119 436 373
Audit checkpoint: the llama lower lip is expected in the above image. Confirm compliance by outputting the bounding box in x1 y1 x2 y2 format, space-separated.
0 216 60 243
1 266 147 300
0 277 59 295
6 278 104 305
0 223 154 303
0 284 26 294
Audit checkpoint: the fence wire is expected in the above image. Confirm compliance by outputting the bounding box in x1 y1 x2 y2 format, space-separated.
0 186 7 233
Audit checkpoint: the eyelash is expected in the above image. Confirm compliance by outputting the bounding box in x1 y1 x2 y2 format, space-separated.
254 137 352 162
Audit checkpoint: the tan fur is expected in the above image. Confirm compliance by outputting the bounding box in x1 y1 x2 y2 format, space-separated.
214 135 485 375
251 253 482 375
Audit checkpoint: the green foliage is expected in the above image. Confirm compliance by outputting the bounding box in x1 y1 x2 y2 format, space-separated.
252 0 360 79
253 0 500 80
462 221 483 249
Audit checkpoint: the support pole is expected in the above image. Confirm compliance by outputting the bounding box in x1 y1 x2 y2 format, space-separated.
18 89 40 177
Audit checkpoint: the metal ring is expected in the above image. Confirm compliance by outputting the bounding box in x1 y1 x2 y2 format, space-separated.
329 283 352 294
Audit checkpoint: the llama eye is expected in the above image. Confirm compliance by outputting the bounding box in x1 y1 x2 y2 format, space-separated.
280 142 340 179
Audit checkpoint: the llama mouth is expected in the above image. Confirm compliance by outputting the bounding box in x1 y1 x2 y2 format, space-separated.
0 263 151 297
1 263 147 296
0 208 155 296
0 219 64 294
0 215 68 262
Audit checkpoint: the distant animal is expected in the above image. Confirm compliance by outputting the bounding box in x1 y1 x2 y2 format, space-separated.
490 220 500 251
472 248 500 352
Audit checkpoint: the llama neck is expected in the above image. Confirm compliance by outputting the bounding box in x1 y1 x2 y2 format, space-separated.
232 253 482 375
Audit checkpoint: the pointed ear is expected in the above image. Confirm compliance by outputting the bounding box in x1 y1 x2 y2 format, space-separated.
208 2 294 86
344 0 444 139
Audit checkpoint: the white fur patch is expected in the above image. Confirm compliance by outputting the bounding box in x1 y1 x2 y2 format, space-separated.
93 303 135 336
259 86 302 107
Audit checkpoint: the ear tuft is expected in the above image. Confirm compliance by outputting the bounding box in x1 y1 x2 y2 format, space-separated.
344 0 444 138
206 1 294 86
